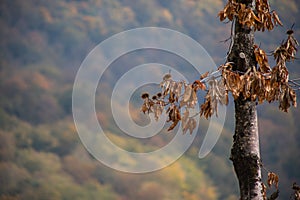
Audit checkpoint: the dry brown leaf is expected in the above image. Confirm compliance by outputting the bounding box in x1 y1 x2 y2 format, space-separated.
190 90 198 107
141 98 154 114
254 45 271 73
183 118 197 135
181 108 189 129
218 79 229 105
174 82 183 101
181 108 196 135
169 91 176 103
193 80 206 91
152 101 164 121
272 11 283 26
180 84 198 108
273 29 298 63
200 92 213 119
183 84 192 102
167 105 181 131
218 0 238 22
267 172 279 189
168 120 179 132
141 103 148 114
218 10 226 22
200 71 209 80
279 84 297 112
223 69 242 99
254 0 283 31
251 10 261 22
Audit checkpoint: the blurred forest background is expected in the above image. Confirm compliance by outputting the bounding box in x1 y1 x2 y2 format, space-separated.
0 0 300 199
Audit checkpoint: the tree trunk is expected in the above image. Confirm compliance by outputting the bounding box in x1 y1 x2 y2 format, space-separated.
228 0 264 199
231 98 263 199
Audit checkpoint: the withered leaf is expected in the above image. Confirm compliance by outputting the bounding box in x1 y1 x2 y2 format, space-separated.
141 98 154 114
218 10 226 22
181 108 189 129
169 91 175 103
167 105 181 131
267 172 279 189
254 0 283 31
272 11 283 26
141 103 148 114
180 84 198 108
251 10 261 23
193 80 206 91
200 93 213 119
206 77 226 117
183 84 192 102
174 82 183 101
279 84 297 112
152 102 164 121
181 108 197 135
222 68 242 99
182 118 197 135
200 71 209 80
168 120 179 132
254 45 271 73
218 0 238 22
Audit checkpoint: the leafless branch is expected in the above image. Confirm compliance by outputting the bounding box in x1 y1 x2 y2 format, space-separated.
222 18 236 64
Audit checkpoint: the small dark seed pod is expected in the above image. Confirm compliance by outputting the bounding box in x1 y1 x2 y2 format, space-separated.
286 29 294 35
141 93 149 99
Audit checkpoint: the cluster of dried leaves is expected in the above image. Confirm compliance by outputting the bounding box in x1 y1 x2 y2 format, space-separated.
141 73 206 133
261 170 300 200
291 182 300 200
267 172 279 189
200 76 228 119
218 0 282 31
261 172 279 200
141 0 298 133
274 28 299 63
141 31 298 132
219 32 297 112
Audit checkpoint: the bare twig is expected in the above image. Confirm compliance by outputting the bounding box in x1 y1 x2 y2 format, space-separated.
289 79 300 90
190 111 201 118
200 69 222 83
223 18 236 64
290 78 300 81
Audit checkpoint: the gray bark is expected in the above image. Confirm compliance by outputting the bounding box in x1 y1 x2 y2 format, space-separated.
231 98 263 199
228 0 264 199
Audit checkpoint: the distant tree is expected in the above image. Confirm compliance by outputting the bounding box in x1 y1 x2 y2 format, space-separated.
141 0 299 199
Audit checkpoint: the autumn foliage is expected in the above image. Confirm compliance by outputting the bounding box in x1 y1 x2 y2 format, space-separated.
141 30 298 132
218 0 282 31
